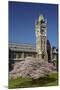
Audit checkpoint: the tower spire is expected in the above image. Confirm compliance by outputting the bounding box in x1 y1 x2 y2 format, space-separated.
35 14 48 60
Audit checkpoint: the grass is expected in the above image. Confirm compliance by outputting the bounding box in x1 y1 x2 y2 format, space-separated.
8 72 58 89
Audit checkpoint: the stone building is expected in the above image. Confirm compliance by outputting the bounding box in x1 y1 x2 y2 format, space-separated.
9 42 58 63
9 15 58 71
52 47 58 61
9 43 37 60
9 43 37 71
35 15 48 60
51 47 58 70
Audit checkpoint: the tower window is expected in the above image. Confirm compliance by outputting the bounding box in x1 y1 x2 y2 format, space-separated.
40 20 45 24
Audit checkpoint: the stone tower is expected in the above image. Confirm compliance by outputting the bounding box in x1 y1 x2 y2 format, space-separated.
35 15 48 60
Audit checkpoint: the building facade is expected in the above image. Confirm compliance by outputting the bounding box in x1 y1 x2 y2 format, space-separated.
9 43 37 60
9 43 58 62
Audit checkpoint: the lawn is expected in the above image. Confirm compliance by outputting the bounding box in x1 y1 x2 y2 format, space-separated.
8 72 58 89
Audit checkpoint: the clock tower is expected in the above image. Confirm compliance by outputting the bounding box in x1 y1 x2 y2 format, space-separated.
35 15 48 60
